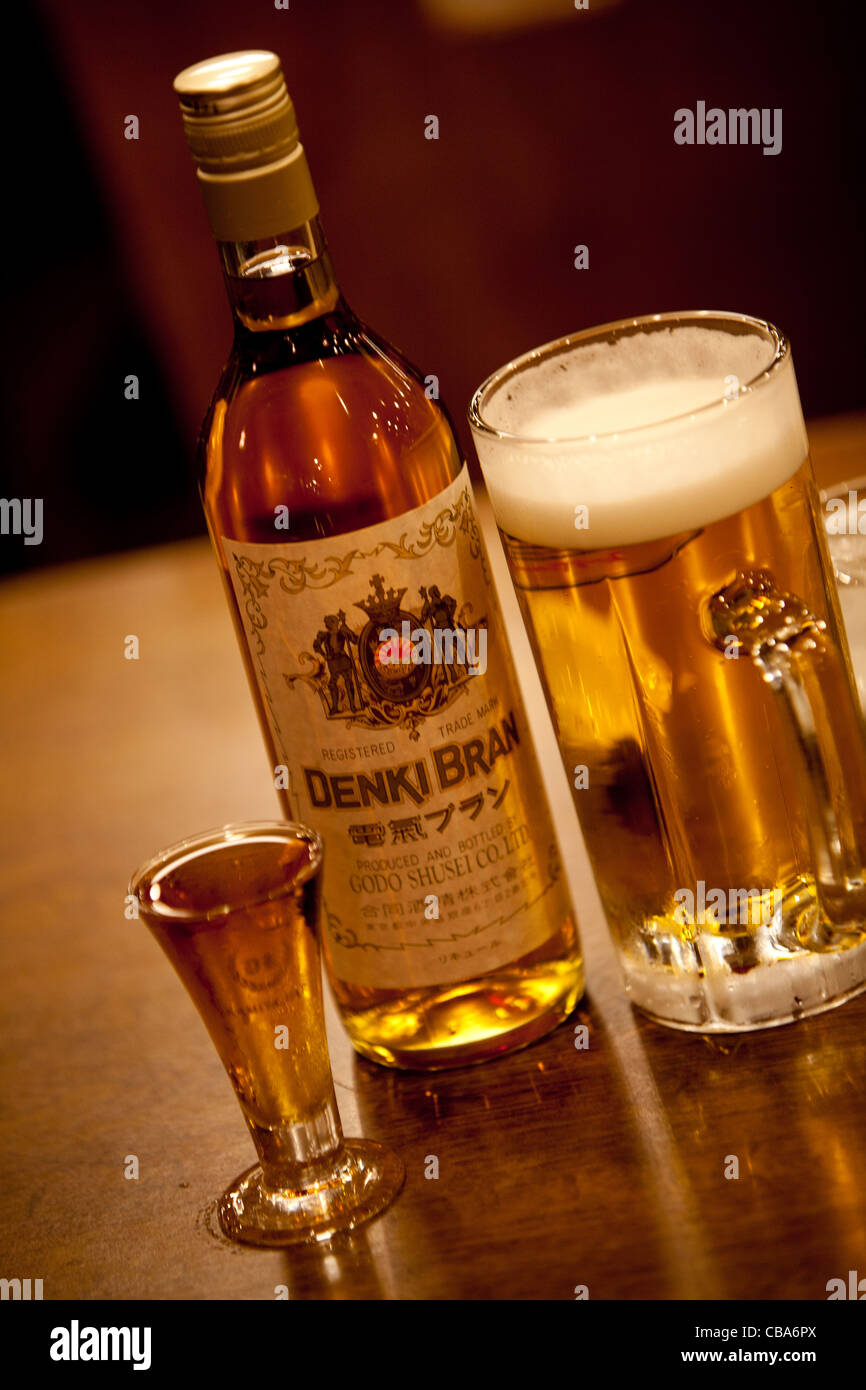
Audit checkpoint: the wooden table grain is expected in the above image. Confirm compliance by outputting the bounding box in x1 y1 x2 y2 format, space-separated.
1 416 865 1301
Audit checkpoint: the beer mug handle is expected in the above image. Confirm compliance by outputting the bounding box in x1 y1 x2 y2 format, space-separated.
707 569 866 935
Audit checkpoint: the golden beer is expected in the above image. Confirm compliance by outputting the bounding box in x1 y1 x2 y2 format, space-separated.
470 313 866 1029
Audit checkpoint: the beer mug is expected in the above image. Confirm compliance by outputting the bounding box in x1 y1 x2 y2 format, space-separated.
469 311 866 1030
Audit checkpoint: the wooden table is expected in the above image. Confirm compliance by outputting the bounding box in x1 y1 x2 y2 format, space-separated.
2 416 865 1301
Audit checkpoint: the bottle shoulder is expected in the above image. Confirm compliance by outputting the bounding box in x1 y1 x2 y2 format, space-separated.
199 308 463 542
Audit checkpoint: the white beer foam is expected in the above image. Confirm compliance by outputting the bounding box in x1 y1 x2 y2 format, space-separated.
474 326 809 548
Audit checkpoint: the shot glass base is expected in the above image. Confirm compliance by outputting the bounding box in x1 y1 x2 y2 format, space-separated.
217 1140 405 1247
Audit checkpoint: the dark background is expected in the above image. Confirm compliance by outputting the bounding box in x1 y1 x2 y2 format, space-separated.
2 0 862 574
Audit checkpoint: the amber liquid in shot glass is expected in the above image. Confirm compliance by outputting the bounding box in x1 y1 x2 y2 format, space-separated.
131 822 403 1246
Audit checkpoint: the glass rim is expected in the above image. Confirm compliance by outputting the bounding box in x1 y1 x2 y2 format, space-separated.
129 820 324 924
467 309 788 447
821 474 866 501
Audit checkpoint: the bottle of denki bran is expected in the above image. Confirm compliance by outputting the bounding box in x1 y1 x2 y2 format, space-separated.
173 50 583 1068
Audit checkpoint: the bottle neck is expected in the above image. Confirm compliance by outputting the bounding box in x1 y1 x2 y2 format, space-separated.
219 215 341 333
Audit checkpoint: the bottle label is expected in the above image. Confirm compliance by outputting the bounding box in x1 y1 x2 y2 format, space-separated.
223 465 571 987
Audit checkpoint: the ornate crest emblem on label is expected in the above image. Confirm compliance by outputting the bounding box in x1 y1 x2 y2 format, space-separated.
287 571 485 734
230 475 489 741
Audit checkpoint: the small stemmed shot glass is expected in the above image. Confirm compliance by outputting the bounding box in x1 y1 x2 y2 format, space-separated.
130 821 404 1246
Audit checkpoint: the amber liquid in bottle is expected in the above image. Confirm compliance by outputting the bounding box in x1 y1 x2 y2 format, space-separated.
196 225 582 1068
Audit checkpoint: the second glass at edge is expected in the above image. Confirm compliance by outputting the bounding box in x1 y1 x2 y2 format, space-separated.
469 311 866 1031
